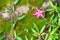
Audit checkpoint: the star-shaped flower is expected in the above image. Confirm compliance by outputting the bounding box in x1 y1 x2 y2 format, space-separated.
33 7 45 19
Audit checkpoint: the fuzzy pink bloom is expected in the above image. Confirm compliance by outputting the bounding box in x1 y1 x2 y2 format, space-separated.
33 7 45 19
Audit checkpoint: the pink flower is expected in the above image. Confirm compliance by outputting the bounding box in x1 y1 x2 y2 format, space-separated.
33 7 45 19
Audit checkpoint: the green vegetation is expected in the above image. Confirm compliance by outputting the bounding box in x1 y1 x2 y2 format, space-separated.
0 0 60 40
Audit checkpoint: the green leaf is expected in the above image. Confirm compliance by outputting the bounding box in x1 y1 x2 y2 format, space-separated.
3 22 15 33
11 22 16 29
45 34 48 40
31 28 38 34
14 0 19 5
40 25 46 34
49 0 54 8
50 13 54 21
14 31 23 40
48 37 52 40
25 36 28 40
33 23 39 32
58 18 60 26
24 28 29 32
46 8 54 11
57 7 60 14
52 16 58 24
0 36 4 40
17 15 26 21
41 33 46 35
48 26 51 33
31 37 33 40
49 0 58 11
49 11 54 15
5 7 12 12
14 31 17 38
51 27 59 34
16 36 23 40
53 34 58 39
32 34 38 37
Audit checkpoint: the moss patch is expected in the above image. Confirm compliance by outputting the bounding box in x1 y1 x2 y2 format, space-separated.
0 19 11 33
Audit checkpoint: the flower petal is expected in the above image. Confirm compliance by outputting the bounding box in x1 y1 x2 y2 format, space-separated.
33 13 38 16
33 7 45 19
40 14 44 18
36 7 39 12
37 14 40 19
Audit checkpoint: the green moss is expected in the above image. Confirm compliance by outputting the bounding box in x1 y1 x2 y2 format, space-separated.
0 0 12 10
29 0 45 7
16 0 28 6
0 19 11 33
0 0 6 10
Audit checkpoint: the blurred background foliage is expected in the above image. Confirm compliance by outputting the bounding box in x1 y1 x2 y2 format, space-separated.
0 0 12 10
0 0 45 10
0 0 45 40
0 0 60 40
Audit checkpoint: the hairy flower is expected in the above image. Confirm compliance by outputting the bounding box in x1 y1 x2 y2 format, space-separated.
33 7 45 19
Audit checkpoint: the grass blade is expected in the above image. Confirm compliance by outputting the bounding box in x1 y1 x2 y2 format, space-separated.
40 25 46 34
